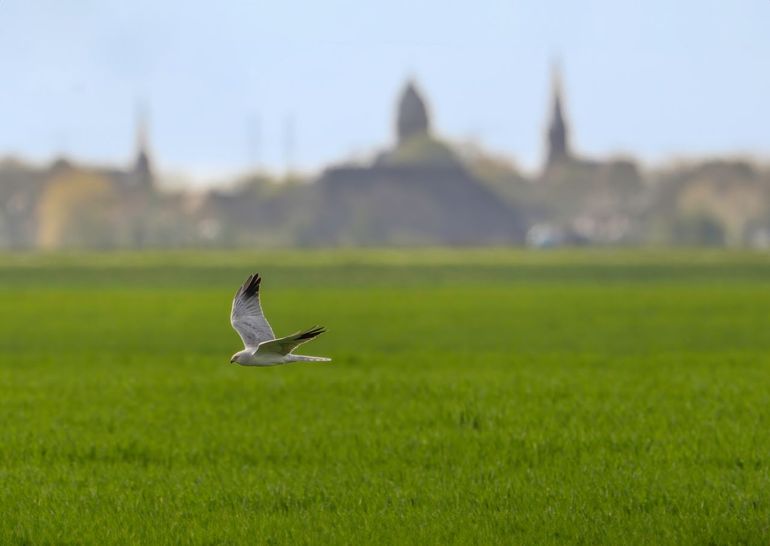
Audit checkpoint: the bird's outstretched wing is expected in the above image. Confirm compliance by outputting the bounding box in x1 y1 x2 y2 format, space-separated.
231 273 275 348
255 325 326 356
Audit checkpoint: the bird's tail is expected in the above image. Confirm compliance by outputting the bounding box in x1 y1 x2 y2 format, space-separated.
290 355 332 363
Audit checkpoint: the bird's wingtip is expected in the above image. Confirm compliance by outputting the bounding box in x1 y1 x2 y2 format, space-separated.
240 272 262 297
297 325 327 340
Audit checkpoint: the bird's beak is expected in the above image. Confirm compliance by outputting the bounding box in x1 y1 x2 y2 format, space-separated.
229 358 235 364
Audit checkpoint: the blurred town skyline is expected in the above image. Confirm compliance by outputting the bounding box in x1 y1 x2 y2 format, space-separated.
1 0 769 181
4 73 770 250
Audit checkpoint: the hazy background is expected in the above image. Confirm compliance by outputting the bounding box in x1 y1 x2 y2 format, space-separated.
1 0 769 177
2 1 770 249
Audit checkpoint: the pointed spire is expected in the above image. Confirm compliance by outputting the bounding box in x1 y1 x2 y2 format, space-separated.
396 78 430 144
132 100 153 189
551 62 565 124
545 61 571 168
135 101 150 156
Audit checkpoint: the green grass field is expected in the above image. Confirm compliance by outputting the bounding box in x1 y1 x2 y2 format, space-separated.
2 249 770 544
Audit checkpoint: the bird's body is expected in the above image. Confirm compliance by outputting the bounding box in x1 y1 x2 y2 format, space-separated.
229 273 330 366
230 349 330 366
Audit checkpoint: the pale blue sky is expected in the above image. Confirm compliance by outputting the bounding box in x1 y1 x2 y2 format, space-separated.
1 0 769 180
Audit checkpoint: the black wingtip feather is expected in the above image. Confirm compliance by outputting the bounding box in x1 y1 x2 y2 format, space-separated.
298 326 326 340
241 272 261 298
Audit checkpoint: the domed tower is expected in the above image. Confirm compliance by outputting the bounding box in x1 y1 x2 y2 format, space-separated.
396 80 431 145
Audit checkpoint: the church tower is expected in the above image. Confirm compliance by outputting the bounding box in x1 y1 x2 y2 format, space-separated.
396 80 431 145
545 65 571 168
132 103 154 190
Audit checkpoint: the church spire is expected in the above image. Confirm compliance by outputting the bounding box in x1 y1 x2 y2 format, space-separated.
545 63 571 168
133 101 153 189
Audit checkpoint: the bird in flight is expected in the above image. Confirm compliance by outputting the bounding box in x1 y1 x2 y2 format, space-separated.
229 273 330 366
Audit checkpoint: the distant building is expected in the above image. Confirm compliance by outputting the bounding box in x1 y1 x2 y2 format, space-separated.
306 80 524 245
545 65 572 170
0 105 160 249
396 80 431 145
129 104 155 191
119 105 156 247
535 65 646 244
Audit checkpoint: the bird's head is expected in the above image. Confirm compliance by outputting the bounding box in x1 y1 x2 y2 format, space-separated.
230 350 250 364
